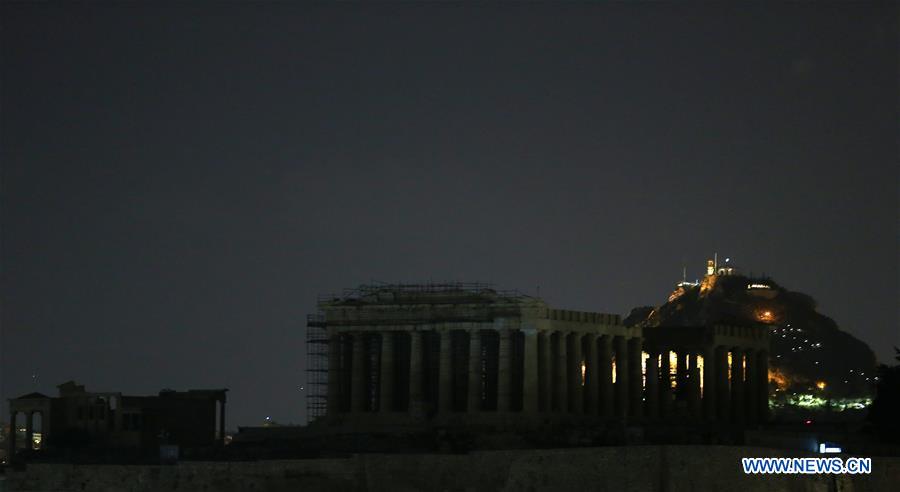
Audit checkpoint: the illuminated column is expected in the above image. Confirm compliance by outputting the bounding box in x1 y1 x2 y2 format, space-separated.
645 351 659 420
522 326 539 414
757 350 769 423
498 329 511 412
379 332 394 412
538 332 551 412
438 329 454 413
744 348 757 425
569 332 584 414
585 335 599 415
715 346 730 423
659 349 672 419
688 353 701 418
598 335 613 418
409 330 424 417
628 338 643 418
554 332 568 412
351 332 367 412
467 329 482 412
730 348 744 424
702 347 716 421
326 333 341 415
614 335 629 419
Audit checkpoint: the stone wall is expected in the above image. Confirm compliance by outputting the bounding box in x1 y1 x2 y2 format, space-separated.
4 446 899 491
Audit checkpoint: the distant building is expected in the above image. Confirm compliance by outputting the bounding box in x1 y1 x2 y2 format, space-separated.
6 381 227 461
706 255 738 277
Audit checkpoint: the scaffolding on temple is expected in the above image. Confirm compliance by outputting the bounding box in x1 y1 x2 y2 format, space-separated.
316 281 532 304
305 314 329 422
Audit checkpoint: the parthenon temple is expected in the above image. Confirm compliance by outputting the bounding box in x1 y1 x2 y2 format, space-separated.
306 283 769 429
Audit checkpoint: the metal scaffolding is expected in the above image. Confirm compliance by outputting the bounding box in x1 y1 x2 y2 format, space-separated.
305 313 328 422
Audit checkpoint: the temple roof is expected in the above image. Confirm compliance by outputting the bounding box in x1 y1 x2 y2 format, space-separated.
14 391 50 400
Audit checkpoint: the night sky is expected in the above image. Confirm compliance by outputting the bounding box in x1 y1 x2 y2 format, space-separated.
1 3 897 428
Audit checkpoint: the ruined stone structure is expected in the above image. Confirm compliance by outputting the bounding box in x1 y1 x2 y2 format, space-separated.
307 283 769 429
642 325 769 425
7 381 227 460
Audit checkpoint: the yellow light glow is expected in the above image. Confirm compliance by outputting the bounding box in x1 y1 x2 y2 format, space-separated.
727 352 733 381
641 351 649 388
769 367 789 390
756 309 775 323
581 360 586 386
816 381 826 390
669 351 678 389
697 354 704 397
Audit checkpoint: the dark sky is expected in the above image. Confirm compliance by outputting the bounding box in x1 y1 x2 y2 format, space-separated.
1 3 897 427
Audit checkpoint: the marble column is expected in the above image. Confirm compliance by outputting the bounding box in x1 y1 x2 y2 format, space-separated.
569 332 584 414
702 347 716 421
409 330 424 417
498 329 511 412
598 335 613 418
326 333 341 415
744 348 757 425
628 338 643 418
467 329 482 412
538 332 550 412
659 349 672 419
716 346 730 423
586 335 599 415
676 352 687 401
554 332 568 413
7 411 15 457
351 332 367 412
522 326 539 414
379 332 394 412
219 401 226 445
688 352 701 418
731 348 745 424
614 335 629 419
439 330 454 413
645 351 659 420
25 412 34 450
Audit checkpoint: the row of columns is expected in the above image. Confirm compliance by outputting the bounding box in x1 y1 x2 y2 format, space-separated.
538 332 642 419
6 410 43 455
643 346 768 424
327 329 644 419
326 329 768 425
329 328 541 415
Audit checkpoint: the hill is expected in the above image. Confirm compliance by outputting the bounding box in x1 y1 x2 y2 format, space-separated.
625 272 877 401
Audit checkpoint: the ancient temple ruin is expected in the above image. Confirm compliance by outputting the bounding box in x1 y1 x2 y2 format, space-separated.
306 283 769 430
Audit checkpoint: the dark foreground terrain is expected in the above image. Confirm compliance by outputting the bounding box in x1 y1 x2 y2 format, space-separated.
3 445 899 492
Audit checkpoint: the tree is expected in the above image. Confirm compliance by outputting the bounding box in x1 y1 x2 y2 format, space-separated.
867 347 900 443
